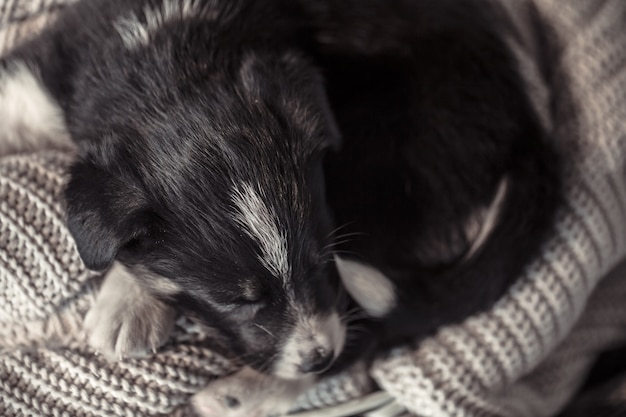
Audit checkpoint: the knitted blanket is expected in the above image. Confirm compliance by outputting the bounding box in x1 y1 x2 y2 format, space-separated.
2 0 626 416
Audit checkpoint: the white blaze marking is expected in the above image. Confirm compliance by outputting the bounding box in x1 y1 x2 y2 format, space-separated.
114 0 212 49
0 62 72 156
232 182 290 281
335 256 397 317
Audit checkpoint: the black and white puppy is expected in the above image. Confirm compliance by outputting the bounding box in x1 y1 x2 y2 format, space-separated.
1 0 346 382
193 1 562 415
0 0 561 415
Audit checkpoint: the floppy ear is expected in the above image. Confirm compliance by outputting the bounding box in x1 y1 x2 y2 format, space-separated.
64 161 149 271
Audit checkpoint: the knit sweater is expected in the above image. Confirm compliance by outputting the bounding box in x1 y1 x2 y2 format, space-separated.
1 0 626 416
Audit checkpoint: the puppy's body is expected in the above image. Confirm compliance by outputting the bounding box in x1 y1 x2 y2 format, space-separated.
317 0 561 360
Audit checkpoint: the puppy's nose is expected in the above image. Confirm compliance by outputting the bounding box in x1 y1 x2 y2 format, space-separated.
299 347 335 374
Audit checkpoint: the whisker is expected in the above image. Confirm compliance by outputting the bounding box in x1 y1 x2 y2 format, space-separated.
332 231 367 241
344 306 363 315
238 352 274 373
323 249 360 260
321 224 364 254
325 222 356 241
342 312 371 323
342 308 368 319
322 233 365 249
322 240 353 252
346 325 373 336
341 306 365 318
254 323 276 339
255 351 280 374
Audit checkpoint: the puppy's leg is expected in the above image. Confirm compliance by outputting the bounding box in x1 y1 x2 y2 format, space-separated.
192 367 313 417
84 262 176 359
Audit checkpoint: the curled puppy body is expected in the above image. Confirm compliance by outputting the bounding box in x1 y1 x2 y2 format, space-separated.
318 0 562 358
0 0 561 415
2 0 347 379
193 0 562 415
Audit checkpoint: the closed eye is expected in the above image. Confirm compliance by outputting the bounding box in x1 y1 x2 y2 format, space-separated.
231 294 264 305
219 280 267 315
227 288 267 309
225 298 265 318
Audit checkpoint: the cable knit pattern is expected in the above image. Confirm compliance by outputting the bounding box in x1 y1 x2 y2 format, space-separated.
1 0 626 416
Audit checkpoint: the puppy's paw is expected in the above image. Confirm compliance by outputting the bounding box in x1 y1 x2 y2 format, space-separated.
192 368 311 417
84 262 176 359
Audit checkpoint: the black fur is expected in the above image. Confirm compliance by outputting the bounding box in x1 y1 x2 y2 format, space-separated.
312 0 562 367
3 0 561 381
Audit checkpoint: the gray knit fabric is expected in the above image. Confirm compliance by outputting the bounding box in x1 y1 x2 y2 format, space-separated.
2 0 626 416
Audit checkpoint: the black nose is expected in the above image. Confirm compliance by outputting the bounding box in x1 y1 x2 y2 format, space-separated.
299 347 335 374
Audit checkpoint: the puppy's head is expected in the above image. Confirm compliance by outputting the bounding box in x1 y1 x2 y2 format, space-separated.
65 25 344 378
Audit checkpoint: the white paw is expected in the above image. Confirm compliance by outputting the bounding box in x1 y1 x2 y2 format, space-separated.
84 262 176 359
192 368 311 417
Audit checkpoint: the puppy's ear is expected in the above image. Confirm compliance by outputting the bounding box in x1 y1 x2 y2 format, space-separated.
64 161 149 271
317 86 343 151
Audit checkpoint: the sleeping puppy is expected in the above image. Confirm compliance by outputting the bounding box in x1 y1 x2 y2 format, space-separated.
1 0 347 381
0 0 561 415
192 0 562 415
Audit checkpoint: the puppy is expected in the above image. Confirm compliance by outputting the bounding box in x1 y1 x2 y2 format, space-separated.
0 0 561 415
1 0 346 382
193 0 562 415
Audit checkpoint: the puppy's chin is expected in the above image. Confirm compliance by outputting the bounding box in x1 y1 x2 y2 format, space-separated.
270 312 346 380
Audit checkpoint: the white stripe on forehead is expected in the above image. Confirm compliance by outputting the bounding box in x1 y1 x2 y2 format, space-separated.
232 182 291 281
114 0 216 49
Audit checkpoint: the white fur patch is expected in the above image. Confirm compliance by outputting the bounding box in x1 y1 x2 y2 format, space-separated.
462 177 509 261
335 256 397 318
84 262 177 359
273 312 345 380
232 182 291 282
0 62 72 156
131 265 182 296
114 0 215 49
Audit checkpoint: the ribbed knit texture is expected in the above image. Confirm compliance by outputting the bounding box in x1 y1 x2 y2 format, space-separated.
1 0 626 416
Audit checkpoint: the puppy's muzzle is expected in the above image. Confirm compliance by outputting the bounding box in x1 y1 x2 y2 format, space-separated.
273 312 345 379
